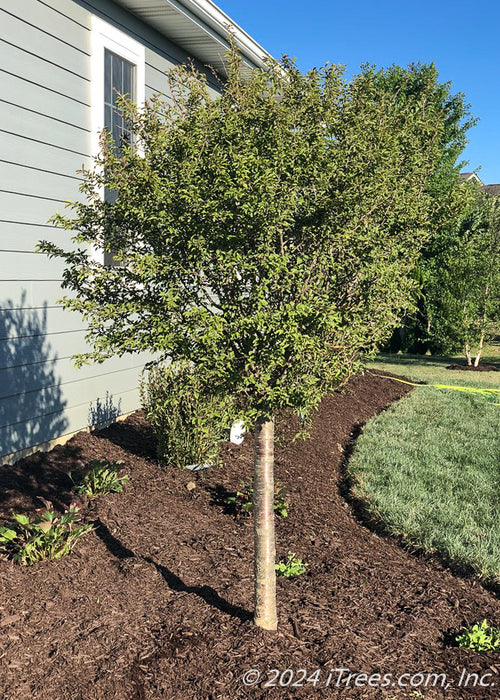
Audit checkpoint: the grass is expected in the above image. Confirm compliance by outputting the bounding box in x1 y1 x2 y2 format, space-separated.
347 345 500 587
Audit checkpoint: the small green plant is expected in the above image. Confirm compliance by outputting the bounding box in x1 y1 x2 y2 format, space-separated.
140 362 234 468
71 459 129 496
275 551 307 578
226 477 289 517
455 619 500 652
0 500 93 565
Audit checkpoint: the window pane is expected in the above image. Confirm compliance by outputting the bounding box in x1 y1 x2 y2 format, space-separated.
104 105 113 133
103 49 136 266
104 49 135 149
123 62 132 99
112 108 122 144
112 53 120 107
104 50 112 106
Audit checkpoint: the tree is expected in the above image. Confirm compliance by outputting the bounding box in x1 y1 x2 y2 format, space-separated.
376 63 476 354
40 49 452 630
425 192 500 365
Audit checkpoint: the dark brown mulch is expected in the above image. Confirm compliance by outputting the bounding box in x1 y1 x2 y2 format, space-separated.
1 371 499 700
447 363 499 372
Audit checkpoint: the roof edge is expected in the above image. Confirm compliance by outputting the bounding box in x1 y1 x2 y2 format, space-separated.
112 0 273 74
174 0 272 69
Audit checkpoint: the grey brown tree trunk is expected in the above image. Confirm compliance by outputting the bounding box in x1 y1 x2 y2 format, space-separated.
253 417 277 631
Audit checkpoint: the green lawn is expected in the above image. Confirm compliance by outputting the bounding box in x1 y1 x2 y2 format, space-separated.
347 348 500 587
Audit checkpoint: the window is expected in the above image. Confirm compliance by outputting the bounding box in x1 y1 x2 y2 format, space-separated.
104 49 135 150
91 17 145 263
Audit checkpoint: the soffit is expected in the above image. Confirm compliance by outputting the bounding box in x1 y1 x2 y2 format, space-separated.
112 0 272 77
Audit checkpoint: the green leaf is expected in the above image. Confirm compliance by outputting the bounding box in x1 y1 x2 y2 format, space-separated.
0 527 18 542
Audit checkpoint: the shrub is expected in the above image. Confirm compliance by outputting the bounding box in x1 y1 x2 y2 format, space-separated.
455 619 500 652
275 551 307 578
226 477 289 517
0 500 93 565
71 459 129 496
140 361 234 467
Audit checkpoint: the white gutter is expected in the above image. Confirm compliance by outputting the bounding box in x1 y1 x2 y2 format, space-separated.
112 0 273 75
174 0 272 69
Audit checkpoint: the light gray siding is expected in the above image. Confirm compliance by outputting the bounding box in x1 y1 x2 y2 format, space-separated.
0 280 76 308
1 0 220 460
2 132 88 181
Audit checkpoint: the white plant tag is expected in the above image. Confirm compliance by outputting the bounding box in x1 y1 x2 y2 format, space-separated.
230 420 246 445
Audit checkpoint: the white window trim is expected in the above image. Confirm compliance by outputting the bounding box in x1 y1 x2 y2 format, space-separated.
90 16 145 262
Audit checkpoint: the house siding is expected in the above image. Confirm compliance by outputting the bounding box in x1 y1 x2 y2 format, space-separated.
0 0 219 461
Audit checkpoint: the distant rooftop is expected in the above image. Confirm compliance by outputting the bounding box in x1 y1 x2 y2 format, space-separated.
460 172 484 185
460 172 500 195
482 183 500 196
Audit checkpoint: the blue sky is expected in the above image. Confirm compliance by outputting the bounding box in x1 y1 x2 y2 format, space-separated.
217 0 500 184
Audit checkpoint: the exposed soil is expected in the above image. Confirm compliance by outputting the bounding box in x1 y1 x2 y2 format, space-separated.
0 371 499 700
447 363 499 372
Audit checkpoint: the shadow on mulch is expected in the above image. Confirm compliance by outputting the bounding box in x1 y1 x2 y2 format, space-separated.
206 483 240 516
0 443 83 515
94 518 251 621
93 412 158 461
94 518 135 559
144 557 252 622
441 627 462 649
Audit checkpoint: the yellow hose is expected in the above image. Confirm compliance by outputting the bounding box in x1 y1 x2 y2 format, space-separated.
371 372 500 406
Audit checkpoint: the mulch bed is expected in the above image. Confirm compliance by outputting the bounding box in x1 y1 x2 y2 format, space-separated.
0 371 499 699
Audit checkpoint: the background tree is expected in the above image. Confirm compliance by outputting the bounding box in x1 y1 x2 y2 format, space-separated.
40 49 452 630
425 192 500 365
377 63 477 353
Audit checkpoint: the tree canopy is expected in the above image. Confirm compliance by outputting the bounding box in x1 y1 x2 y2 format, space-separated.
41 51 455 422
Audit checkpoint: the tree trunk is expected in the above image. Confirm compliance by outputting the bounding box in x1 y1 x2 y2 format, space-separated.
465 343 472 366
474 332 485 367
474 284 489 368
253 417 277 631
